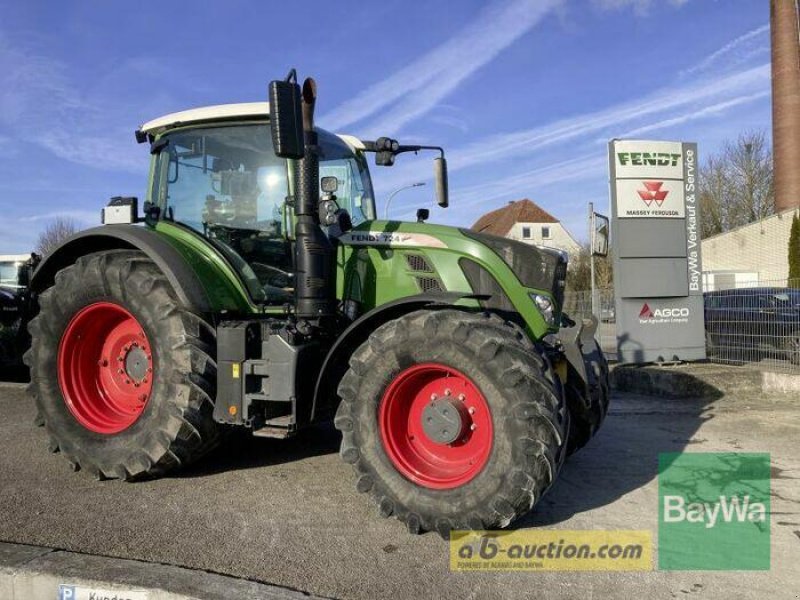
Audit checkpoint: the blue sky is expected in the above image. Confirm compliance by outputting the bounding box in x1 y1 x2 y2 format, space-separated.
0 0 771 251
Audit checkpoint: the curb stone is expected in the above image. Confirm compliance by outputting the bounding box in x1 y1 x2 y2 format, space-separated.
0 542 329 600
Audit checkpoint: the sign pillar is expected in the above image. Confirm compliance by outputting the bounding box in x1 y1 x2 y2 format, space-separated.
609 139 706 363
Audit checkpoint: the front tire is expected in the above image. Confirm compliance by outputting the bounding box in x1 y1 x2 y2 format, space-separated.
25 250 219 480
334 309 568 536
564 344 610 454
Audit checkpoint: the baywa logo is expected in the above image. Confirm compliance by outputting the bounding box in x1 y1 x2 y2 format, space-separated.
637 181 668 207
658 453 770 570
638 303 689 324
663 495 766 529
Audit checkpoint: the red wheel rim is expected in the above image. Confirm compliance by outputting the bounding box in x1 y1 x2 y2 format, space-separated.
379 363 493 490
57 302 154 434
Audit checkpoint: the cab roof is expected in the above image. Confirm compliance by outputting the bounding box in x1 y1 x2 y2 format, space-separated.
138 102 365 151
139 102 270 136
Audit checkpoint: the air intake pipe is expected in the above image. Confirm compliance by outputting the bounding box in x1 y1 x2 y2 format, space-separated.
294 78 336 323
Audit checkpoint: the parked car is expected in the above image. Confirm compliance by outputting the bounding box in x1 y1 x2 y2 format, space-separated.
703 287 800 365
0 254 40 367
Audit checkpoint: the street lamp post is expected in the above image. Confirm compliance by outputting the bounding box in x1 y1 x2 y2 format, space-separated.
384 182 426 219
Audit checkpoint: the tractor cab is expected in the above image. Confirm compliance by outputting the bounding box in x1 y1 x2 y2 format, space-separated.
140 103 376 304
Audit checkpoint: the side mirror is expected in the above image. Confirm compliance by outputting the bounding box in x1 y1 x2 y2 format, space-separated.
433 157 449 208
416 208 430 223
592 213 610 257
268 70 304 159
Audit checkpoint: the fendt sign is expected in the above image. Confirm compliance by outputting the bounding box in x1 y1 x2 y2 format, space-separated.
609 139 706 363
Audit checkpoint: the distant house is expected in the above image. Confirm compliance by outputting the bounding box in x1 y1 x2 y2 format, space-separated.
471 199 582 258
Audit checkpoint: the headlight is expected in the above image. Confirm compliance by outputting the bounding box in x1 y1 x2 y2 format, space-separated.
531 293 555 325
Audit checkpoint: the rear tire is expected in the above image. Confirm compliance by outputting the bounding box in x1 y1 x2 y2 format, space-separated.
335 309 568 537
25 250 219 480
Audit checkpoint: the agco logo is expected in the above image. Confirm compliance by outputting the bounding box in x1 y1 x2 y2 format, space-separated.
639 303 689 323
637 181 668 207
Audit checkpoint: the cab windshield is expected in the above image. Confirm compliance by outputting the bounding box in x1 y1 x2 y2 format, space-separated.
150 122 375 303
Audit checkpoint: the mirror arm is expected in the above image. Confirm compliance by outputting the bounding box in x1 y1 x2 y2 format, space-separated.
359 141 445 159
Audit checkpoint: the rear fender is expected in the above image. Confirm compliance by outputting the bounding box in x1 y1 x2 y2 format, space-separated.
30 226 212 313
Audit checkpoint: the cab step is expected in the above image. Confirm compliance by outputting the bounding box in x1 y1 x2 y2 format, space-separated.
252 415 295 439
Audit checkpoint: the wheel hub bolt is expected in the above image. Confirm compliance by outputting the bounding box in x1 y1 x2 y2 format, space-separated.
468 407 476 415
458 393 466 401
444 388 451 396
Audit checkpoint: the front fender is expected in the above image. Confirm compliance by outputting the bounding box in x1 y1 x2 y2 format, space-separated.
309 292 484 422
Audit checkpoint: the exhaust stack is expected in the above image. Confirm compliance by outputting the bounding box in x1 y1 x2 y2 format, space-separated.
294 78 336 322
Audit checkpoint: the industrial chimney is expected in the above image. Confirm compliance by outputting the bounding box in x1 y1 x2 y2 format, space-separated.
771 0 800 211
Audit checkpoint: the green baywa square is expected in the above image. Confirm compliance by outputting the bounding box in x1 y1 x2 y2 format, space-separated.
658 452 770 570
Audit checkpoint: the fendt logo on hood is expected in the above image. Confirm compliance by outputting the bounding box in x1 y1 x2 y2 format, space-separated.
639 303 689 324
637 181 668 207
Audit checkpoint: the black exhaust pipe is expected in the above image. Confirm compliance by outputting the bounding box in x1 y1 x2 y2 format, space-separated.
294 78 335 323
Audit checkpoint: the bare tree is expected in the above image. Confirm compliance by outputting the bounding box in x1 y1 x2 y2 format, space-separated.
699 131 774 238
36 217 79 257
566 245 613 292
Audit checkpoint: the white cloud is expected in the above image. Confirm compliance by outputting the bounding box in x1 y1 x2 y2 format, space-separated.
591 0 689 15
374 63 770 197
0 32 148 173
321 0 561 136
453 154 607 209
680 24 769 78
613 90 771 138
0 133 17 157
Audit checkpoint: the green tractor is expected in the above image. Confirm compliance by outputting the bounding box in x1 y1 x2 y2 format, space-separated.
25 71 609 536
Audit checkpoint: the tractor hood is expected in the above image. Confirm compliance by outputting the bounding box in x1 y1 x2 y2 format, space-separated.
460 229 568 307
337 220 568 310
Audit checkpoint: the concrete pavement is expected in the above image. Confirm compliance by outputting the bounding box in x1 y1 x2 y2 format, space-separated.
0 382 798 599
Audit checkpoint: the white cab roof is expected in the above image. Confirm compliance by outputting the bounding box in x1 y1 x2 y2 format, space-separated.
139 102 366 152
140 102 270 135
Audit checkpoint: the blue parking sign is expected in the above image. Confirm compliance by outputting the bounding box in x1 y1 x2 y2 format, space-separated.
58 585 76 600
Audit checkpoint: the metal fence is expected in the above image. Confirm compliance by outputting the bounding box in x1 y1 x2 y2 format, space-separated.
564 279 800 374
